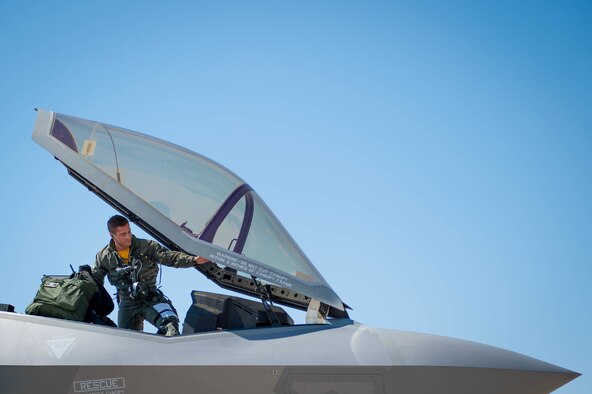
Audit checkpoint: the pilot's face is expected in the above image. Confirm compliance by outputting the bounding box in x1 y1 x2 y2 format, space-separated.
111 223 132 250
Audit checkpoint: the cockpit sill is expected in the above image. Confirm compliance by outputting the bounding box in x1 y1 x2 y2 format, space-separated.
0 308 356 340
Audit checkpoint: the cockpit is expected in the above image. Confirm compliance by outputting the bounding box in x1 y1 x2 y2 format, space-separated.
32 110 349 330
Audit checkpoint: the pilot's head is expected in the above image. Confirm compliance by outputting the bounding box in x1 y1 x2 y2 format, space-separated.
108 215 132 250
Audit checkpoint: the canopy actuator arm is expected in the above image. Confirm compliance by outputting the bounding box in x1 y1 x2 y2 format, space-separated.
252 276 282 327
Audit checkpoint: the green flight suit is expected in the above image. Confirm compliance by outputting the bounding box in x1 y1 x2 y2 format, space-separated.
92 235 195 334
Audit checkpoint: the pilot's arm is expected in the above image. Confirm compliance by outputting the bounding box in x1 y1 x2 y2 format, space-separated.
92 252 110 285
146 240 208 268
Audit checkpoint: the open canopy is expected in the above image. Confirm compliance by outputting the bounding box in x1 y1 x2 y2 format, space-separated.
32 110 348 317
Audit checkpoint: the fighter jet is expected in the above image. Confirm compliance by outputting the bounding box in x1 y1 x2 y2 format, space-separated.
0 110 579 393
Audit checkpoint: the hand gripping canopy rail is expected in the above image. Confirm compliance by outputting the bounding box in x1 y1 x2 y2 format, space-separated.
31 110 349 320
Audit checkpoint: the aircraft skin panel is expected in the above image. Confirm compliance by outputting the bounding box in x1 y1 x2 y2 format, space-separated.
0 312 579 393
0 365 577 394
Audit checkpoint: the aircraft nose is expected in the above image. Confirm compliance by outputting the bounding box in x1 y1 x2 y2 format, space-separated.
373 328 580 394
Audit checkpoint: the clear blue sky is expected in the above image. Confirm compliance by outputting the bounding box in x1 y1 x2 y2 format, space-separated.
1 1 590 393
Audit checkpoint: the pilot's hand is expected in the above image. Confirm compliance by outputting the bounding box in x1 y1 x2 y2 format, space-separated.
193 256 209 265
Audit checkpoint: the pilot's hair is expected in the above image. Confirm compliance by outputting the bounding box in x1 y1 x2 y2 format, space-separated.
107 215 129 233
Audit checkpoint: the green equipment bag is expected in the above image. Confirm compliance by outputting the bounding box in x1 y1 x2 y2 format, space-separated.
25 274 98 322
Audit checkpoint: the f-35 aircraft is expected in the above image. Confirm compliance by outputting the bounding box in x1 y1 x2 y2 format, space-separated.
0 110 579 393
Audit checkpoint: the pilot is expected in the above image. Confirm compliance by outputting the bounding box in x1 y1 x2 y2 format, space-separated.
92 215 208 336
